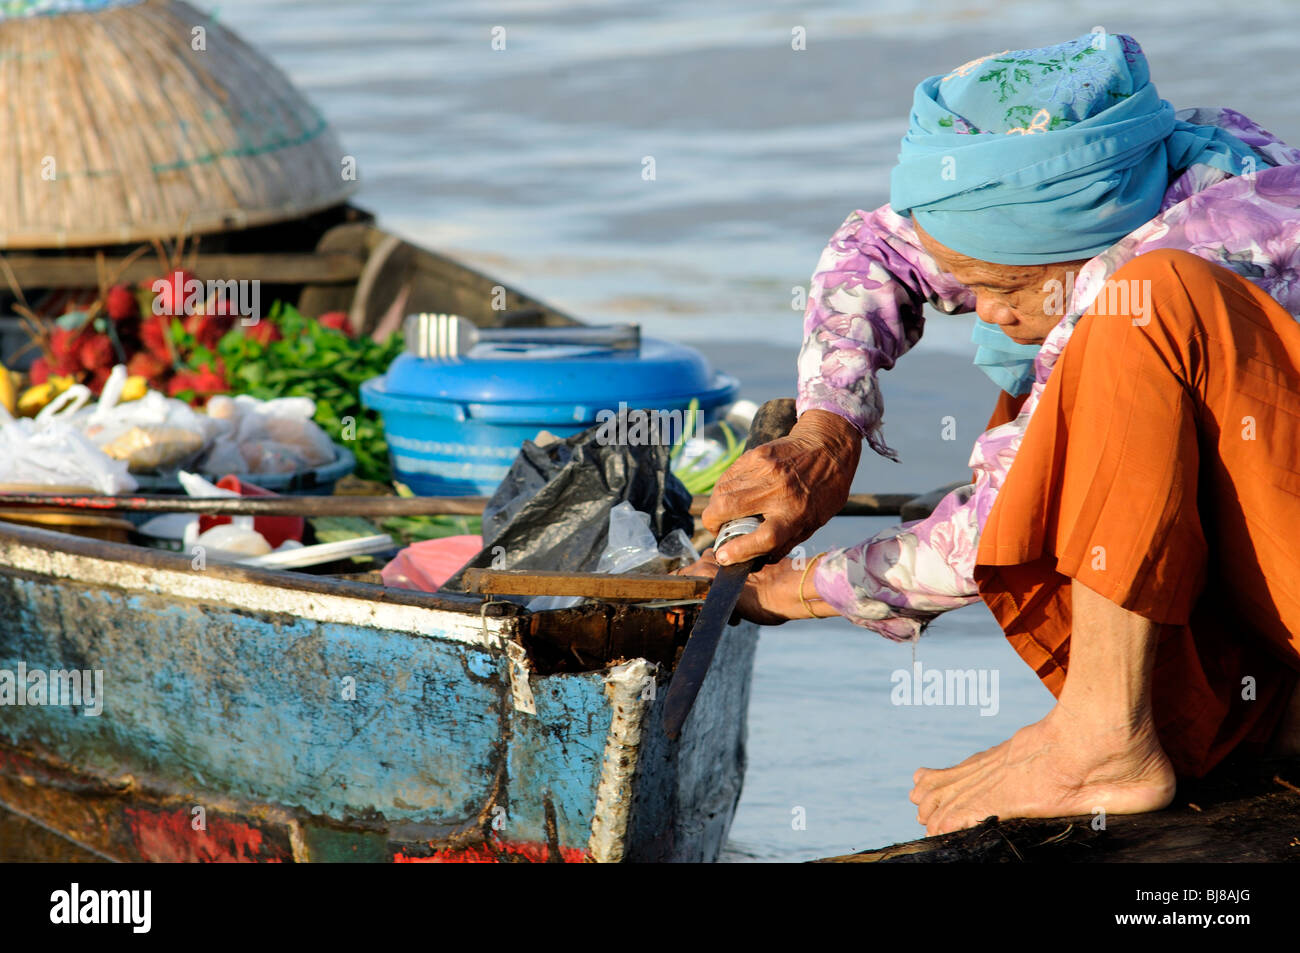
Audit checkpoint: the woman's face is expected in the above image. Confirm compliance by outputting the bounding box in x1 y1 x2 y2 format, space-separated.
913 219 1088 345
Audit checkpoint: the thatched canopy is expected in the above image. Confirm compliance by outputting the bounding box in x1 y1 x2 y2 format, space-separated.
0 0 356 248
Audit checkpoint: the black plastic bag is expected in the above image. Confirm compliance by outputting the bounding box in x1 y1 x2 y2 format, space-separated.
442 417 693 592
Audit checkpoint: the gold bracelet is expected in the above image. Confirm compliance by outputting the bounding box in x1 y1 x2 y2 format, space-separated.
799 553 827 619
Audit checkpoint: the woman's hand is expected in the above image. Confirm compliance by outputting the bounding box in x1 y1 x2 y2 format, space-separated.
701 409 861 565
676 549 837 625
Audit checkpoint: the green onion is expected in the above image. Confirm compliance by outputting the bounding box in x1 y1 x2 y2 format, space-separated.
671 407 744 495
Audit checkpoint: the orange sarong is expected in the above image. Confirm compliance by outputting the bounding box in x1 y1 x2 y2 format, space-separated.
975 249 1300 778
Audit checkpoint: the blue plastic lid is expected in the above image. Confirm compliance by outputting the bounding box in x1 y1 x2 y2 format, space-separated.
380 337 725 405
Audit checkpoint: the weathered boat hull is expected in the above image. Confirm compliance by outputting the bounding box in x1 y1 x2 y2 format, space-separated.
0 521 757 862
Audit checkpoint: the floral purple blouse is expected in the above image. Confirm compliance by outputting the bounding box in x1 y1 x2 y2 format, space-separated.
803 108 1300 641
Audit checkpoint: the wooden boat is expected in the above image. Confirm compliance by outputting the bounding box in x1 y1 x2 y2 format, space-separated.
0 204 581 350
0 208 759 863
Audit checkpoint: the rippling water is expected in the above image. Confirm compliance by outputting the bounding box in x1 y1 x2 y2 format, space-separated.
199 0 1300 860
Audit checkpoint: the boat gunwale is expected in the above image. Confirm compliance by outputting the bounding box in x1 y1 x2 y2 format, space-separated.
0 517 700 671
0 516 515 617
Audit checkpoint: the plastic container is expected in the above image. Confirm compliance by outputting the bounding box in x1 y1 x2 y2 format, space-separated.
361 336 738 496
196 475 305 549
130 443 356 496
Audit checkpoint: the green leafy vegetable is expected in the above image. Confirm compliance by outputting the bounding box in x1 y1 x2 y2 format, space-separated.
213 302 404 483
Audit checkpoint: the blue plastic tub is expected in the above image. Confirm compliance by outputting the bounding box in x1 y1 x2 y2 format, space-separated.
361 337 738 496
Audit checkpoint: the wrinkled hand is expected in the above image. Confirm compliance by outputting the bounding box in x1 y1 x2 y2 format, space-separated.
677 549 805 626
702 409 861 565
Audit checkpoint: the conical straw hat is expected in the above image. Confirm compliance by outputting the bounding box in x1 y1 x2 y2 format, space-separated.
0 0 357 249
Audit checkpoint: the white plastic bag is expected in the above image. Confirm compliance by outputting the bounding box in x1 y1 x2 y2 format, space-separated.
199 395 336 476
71 368 220 473
528 502 699 611
0 372 137 492
595 502 697 574
0 416 137 493
191 522 273 557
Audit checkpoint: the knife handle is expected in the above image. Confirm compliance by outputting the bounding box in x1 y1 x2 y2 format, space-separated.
714 515 761 552
743 398 798 452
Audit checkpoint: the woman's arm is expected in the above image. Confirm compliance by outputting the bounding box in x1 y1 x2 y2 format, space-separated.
812 491 985 640
812 409 1025 640
705 204 977 566
798 204 977 459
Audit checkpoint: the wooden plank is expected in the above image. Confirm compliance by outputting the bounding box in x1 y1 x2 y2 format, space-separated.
297 222 371 319
0 492 491 517
833 493 914 516
0 802 113 863
0 251 364 287
899 481 969 521
464 568 709 601
0 491 917 519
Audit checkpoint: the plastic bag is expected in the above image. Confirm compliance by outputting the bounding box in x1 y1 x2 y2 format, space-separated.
382 535 485 592
442 413 694 595
98 425 206 471
72 368 218 473
0 414 137 494
191 522 273 557
527 502 698 611
596 502 697 574
200 395 336 476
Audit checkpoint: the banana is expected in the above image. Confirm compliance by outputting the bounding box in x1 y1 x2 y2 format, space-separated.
120 375 148 402
0 362 15 416
17 382 53 416
16 374 76 417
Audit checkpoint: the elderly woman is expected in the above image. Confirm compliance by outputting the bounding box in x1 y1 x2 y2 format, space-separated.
691 33 1300 835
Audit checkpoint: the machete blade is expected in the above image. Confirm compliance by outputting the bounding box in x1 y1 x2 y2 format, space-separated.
659 397 797 742
661 559 753 740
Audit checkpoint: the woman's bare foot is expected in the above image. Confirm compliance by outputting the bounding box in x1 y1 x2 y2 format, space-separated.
909 702 1176 836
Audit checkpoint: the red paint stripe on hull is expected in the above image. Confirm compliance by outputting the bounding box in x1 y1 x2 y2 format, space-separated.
127 807 288 863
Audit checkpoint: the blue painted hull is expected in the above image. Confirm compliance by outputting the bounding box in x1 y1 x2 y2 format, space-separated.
0 520 757 862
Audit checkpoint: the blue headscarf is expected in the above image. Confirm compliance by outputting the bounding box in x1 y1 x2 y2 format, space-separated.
889 33 1263 394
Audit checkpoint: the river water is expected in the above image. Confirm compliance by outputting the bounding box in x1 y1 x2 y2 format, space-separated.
200 0 1300 860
